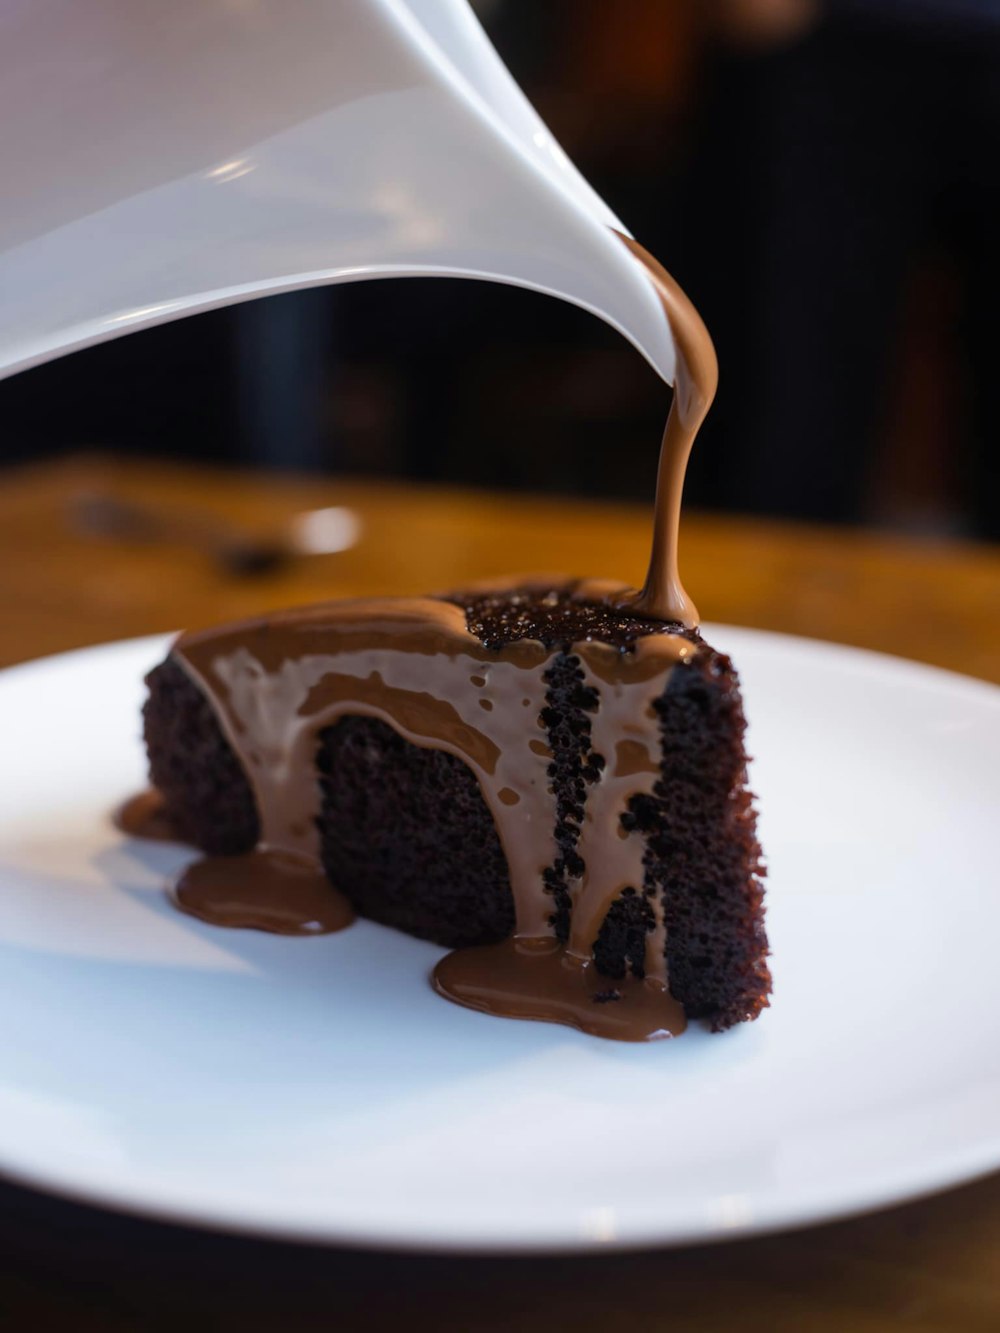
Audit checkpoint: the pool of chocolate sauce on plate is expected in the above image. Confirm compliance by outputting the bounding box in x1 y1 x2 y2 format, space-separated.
113 789 180 843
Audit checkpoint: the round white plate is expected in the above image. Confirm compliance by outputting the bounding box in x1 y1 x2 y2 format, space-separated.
0 629 997 1252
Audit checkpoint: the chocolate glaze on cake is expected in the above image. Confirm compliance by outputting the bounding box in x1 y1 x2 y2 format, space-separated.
135 234 771 1039
144 579 769 1038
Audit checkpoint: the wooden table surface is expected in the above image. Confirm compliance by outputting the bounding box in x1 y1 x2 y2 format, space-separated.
1 453 999 1332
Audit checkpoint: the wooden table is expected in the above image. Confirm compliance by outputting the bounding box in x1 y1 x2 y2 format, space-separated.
1 454 999 1332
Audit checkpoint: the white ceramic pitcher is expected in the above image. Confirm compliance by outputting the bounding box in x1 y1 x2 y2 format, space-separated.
0 0 677 386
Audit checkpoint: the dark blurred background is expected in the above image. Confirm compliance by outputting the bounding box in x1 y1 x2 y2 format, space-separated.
2 0 997 538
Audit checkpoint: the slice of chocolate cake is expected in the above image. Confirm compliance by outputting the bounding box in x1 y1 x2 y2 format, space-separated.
142 578 770 1040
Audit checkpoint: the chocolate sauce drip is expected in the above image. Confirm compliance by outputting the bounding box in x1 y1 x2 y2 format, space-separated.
113 789 183 843
433 936 685 1041
173 850 353 935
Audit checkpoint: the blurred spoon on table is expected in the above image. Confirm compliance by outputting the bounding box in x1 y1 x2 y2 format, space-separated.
70 491 362 578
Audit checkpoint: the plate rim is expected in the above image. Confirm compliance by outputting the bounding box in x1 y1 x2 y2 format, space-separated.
1 1125 999 1254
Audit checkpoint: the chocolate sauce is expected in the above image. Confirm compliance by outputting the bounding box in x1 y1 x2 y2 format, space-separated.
139 237 718 1041
617 235 718 629
173 850 353 935
434 937 686 1041
113 789 183 843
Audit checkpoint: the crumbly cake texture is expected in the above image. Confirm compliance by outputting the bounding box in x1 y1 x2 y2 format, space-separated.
143 585 770 1030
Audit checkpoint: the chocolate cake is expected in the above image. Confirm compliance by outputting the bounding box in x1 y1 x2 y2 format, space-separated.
142 579 770 1039
132 235 770 1041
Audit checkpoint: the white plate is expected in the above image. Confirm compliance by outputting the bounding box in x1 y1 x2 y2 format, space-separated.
0 629 998 1252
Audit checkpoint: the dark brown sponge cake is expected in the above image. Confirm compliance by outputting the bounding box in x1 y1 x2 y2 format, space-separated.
143 585 770 1031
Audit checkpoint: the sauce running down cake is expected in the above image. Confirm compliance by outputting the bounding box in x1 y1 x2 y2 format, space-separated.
142 578 770 1040
132 236 771 1040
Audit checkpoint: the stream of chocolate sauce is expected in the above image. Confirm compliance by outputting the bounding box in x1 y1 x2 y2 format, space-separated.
616 235 718 629
121 237 717 1041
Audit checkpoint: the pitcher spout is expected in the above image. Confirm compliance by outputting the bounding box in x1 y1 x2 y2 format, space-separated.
0 0 676 385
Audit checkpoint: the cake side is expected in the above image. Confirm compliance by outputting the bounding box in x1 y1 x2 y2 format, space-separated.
317 716 515 949
144 656 258 856
647 648 769 1029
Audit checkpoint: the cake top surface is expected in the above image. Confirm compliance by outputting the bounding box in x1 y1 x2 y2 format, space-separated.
174 576 702 664
450 580 701 652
